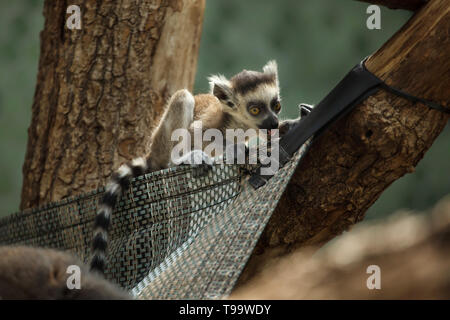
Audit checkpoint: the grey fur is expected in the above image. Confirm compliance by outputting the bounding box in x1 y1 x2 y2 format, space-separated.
0 246 130 299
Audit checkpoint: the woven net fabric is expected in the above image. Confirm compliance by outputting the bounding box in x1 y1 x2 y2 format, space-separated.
0 141 310 299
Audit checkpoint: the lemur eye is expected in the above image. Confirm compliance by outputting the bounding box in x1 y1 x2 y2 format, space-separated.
273 102 281 113
249 107 260 116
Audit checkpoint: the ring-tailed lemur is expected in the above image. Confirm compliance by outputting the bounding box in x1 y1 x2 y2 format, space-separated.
90 61 306 274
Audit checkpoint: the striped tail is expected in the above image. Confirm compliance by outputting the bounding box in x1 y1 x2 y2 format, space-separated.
90 157 148 275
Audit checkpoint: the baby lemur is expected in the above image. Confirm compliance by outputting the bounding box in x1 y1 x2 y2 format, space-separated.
91 61 305 274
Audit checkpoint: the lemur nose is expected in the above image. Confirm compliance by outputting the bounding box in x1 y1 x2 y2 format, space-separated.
260 117 279 130
272 119 279 129
268 119 279 130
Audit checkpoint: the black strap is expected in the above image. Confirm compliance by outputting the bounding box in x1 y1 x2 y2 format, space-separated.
249 58 449 189
380 83 450 115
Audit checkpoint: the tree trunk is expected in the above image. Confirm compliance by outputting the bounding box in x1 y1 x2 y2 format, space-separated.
20 0 205 210
237 0 449 286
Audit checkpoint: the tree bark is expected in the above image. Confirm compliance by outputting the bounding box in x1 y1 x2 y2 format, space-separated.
20 0 205 210
237 0 449 286
356 0 428 11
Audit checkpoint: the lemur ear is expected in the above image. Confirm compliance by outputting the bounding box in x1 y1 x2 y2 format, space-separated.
209 74 235 107
262 60 279 86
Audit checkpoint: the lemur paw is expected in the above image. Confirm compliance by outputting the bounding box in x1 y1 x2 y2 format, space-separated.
176 150 214 177
279 103 315 137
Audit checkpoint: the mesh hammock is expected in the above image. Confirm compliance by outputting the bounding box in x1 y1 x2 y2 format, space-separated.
1 59 444 299
0 143 310 299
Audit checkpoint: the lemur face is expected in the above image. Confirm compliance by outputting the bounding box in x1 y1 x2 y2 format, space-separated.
209 60 281 130
235 81 281 130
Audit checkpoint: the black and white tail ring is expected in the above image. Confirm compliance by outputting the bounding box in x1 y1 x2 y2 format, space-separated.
90 157 148 275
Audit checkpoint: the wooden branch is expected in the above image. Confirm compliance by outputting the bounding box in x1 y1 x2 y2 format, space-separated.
355 0 428 10
236 0 449 287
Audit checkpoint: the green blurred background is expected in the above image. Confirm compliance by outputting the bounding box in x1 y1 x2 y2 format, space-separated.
0 1 448 219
